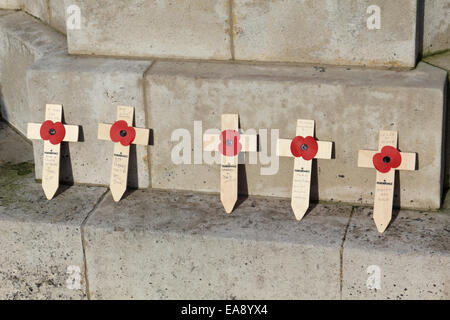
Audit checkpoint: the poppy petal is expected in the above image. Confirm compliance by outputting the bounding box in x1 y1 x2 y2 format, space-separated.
373 152 391 173
40 120 54 141
110 120 128 143
290 136 305 158
49 122 66 145
121 126 136 146
381 146 402 169
302 136 318 160
219 130 242 156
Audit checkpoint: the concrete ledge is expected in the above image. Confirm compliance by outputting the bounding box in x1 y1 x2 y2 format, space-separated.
0 11 66 134
1 122 448 300
27 53 152 188
0 121 107 299
146 60 447 210
84 190 352 299
342 207 450 299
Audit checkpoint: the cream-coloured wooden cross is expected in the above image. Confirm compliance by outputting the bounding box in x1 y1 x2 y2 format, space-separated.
358 130 416 233
203 114 257 213
98 106 150 202
277 119 332 220
26 104 79 200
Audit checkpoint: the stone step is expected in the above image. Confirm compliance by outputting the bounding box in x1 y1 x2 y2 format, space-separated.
0 120 107 299
423 51 450 189
0 11 66 134
0 1 67 34
64 0 420 68
0 10 448 209
0 121 449 299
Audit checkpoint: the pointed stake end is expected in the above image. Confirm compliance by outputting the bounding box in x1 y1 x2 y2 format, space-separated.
223 202 235 214
111 188 126 203
375 222 388 233
292 202 308 221
220 194 238 213
374 211 391 233
43 185 58 200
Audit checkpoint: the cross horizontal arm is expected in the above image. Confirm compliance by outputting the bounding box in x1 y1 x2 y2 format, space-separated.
27 123 79 142
358 150 416 171
277 139 332 159
98 123 149 145
203 133 257 152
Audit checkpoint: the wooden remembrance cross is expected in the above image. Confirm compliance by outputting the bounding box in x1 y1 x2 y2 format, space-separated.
27 104 79 199
203 114 257 213
277 119 333 220
358 130 416 233
98 106 150 202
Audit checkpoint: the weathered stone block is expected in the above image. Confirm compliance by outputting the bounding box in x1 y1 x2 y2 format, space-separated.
0 11 66 134
23 0 48 23
233 0 418 67
423 0 450 55
84 189 352 299
49 0 67 34
0 0 22 10
0 121 33 165
423 52 450 189
0 122 107 300
65 0 231 60
342 207 450 299
27 53 152 187
146 61 447 210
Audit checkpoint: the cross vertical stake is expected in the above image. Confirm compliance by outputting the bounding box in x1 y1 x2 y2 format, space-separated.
358 130 417 233
203 114 257 213
26 104 79 199
98 106 150 202
277 119 333 220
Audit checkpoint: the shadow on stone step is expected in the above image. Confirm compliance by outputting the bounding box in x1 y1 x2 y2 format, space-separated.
391 170 402 226
416 0 425 60
235 163 249 210
59 110 75 186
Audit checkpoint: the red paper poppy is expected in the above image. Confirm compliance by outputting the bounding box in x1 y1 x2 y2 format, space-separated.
218 130 242 156
40 120 66 145
290 136 318 160
372 146 402 173
110 120 136 146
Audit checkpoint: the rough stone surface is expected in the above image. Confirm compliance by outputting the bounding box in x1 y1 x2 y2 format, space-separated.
0 11 66 135
423 0 450 55
65 0 231 60
424 52 450 188
0 7 14 16
0 120 33 165
23 0 49 23
233 0 418 67
0 0 22 9
27 53 152 188
146 61 447 210
0 121 107 300
84 189 352 299
49 0 67 34
342 207 450 299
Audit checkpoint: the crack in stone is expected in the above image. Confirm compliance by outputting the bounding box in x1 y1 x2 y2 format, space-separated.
80 189 109 300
